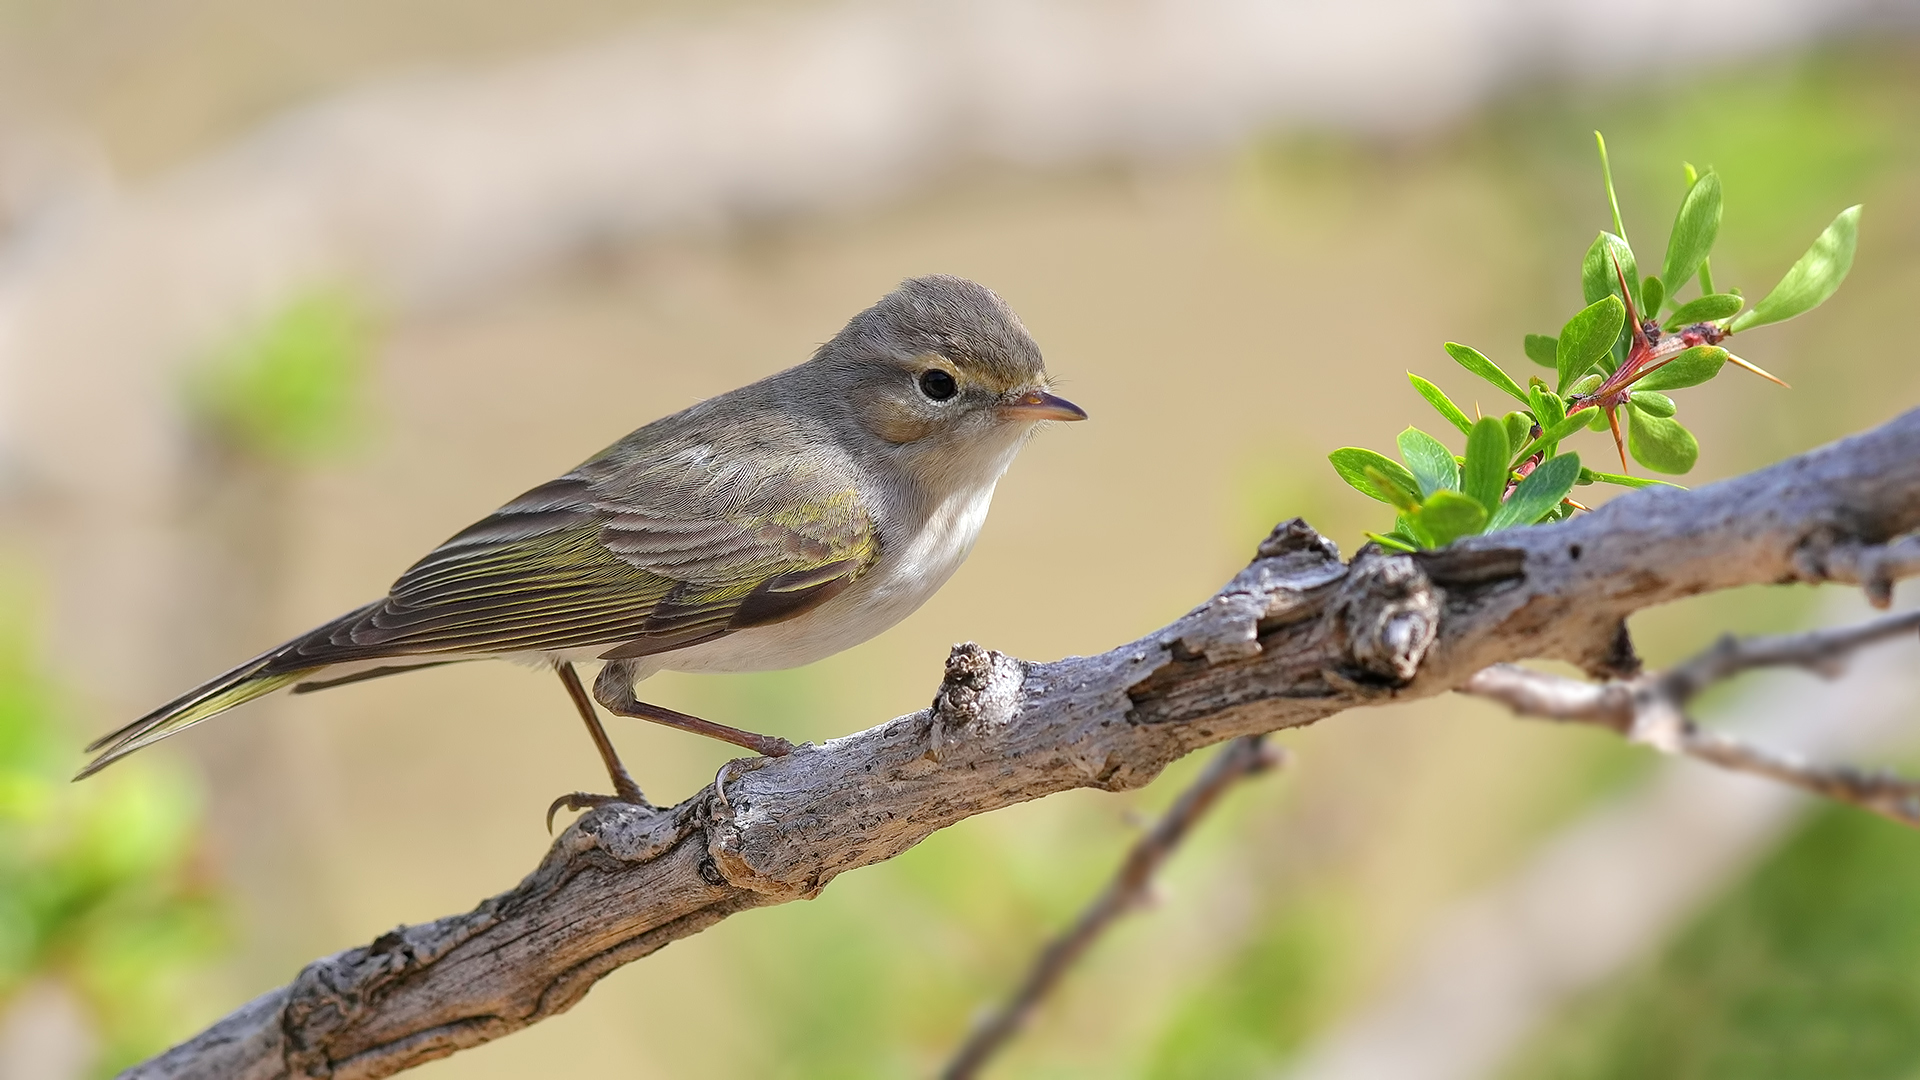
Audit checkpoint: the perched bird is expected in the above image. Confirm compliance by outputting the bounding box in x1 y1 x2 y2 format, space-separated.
77 276 1083 814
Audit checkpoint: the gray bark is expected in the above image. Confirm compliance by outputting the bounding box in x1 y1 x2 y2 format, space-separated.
124 406 1920 1080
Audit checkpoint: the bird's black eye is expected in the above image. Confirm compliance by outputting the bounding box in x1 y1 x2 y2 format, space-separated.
918 369 958 401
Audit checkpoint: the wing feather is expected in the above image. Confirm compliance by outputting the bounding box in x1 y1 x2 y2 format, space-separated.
270 437 879 668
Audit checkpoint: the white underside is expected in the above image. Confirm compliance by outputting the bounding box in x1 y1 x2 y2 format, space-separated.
464 464 1004 683
632 474 998 677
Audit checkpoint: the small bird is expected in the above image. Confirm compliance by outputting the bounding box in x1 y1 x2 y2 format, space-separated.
77 276 1084 814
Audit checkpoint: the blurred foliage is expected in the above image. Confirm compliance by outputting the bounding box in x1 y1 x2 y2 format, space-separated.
1145 887 1351 1077
1503 801 1920 1079
0 575 225 1075
182 291 369 463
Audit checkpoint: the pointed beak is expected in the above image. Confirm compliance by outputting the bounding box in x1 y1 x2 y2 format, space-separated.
1000 389 1087 423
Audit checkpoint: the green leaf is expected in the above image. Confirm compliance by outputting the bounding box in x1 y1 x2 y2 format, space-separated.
1511 409 1594 467
1398 427 1460 498
1582 231 1640 308
1366 531 1420 554
1461 416 1510 514
1661 171 1722 296
1395 512 1433 549
1527 384 1567 437
1629 391 1675 417
1664 293 1744 328
1557 295 1626 393
1443 342 1529 404
1581 467 1684 490
1636 345 1726 391
1640 274 1664 317
1504 411 1533 453
1728 205 1862 332
1588 406 1610 432
1626 411 1699 474
1595 132 1626 241
1408 374 1473 435
1329 448 1420 505
1414 490 1489 548
1523 334 1558 369
1489 453 1581 531
1370 467 1423 513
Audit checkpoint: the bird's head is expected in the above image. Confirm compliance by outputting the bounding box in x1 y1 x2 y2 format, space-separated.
812 275 1085 490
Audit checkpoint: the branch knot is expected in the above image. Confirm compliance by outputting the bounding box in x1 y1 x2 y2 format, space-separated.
1330 554 1439 684
930 642 1023 759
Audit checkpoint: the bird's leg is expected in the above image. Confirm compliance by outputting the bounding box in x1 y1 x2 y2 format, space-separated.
594 661 796 758
547 662 653 830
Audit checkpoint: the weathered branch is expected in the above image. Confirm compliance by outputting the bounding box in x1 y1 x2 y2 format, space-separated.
942 735 1283 1080
1464 608 1920 828
124 407 1920 1080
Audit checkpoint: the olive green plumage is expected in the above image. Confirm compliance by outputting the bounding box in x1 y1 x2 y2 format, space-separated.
79 275 1083 780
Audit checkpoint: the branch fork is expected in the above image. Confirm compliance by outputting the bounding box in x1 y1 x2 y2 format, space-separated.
1465 608 1920 828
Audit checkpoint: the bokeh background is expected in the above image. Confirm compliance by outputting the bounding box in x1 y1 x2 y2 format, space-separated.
3 2 1920 1077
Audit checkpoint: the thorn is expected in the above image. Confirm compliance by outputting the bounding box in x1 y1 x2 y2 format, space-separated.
1725 352 1790 388
1611 252 1647 348
1474 401 1483 420
1564 497 1593 512
1605 406 1629 474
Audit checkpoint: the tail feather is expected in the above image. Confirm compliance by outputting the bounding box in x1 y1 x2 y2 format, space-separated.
77 602 400 779
76 650 318 779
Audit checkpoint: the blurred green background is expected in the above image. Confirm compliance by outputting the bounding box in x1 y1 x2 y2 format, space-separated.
1 5 1918 1077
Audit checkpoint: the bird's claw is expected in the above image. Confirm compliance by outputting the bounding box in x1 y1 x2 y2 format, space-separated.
546 790 654 833
712 754 782 817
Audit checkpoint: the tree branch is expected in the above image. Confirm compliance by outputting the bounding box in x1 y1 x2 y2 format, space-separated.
941 735 1283 1080
1464 608 1920 828
123 407 1920 1080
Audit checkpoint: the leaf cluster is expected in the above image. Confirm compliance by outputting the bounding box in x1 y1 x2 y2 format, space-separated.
1328 133 1861 550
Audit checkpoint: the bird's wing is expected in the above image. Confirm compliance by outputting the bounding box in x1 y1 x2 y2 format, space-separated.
273 450 879 667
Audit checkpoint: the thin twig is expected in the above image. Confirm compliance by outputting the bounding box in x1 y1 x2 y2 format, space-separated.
1463 609 1920 829
1676 726 1920 825
1801 531 1920 608
1662 608 1920 694
941 736 1285 1080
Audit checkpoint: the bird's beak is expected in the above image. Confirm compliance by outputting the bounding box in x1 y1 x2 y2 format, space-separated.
1000 389 1087 423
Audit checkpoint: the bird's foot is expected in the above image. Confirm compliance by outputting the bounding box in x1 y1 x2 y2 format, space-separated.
744 732 797 757
546 788 655 833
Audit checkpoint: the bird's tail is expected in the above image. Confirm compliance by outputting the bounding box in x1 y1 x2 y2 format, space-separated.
75 647 320 780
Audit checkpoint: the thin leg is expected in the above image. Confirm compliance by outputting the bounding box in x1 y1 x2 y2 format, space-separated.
557 662 646 801
547 662 651 831
594 661 795 758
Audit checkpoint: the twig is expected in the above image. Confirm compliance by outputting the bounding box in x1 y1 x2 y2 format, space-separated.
1463 609 1920 829
1663 608 1920 691
1797 531 1920 608
941 736 1284 1080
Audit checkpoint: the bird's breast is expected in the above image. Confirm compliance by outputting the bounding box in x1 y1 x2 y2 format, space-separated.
644 480 998 676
